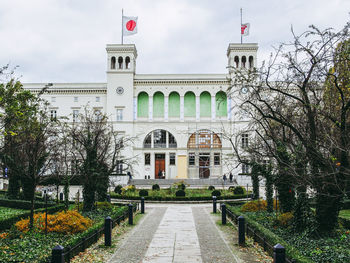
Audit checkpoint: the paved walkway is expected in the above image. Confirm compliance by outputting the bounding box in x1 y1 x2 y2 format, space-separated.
108 204 241 263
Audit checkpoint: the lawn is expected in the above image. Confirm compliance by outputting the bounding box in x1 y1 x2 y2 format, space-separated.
0 206 28 221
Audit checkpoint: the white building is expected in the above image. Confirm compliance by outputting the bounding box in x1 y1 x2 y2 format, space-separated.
23 42 258 185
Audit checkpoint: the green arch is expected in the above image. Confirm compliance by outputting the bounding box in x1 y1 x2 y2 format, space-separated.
215 91 227 117
184 92 196 117
137 92 149 118
200 91 211 117
153 92 164 117
169 92 180 117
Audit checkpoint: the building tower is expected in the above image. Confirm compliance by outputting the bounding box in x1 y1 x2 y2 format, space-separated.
227 43 258 73
105 44 137 121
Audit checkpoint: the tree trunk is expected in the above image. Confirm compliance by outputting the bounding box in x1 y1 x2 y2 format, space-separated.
83 183 95 212
29 189 35 230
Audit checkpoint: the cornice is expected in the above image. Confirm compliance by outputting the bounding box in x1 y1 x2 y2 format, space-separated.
134 79 230 86
27 89 107 95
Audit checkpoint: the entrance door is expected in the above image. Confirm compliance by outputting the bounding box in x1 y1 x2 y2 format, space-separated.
155 154 166 179
199 153 210 178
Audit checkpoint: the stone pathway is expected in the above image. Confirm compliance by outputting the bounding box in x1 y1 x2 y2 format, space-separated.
108 204 266 263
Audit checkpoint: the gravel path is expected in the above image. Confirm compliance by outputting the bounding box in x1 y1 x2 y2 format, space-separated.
108 207 166 263
192 206 240 263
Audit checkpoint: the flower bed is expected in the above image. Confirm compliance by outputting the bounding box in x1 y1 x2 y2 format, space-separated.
0 205 129 263
0 206 27 221
227 204 350 263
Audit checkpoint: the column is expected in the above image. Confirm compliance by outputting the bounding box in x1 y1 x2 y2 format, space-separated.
196 95 200 121
133 97 137 121
149 96 153 121
180 96 184 121
227 96 231 120
211 95 216 121
165 95 169 121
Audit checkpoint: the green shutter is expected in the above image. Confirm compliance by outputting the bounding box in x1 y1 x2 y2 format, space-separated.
137 92 149 117
153 92 164 117
184 92 196 117
215 91 227 117
200 92 211 117
169 92 180 117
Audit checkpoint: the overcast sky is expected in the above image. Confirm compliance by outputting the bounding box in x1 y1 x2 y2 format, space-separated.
0 0 349 83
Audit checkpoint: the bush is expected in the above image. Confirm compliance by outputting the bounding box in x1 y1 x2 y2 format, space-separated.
139 189 149 197
241 199 279 212
95 201 113 210
178 183 186 190
208 185 215 191
234 186 245 195
152 184 160 191
228 186 235 191
114 185 123 194
15 210 92 234
211 190 221 197
275 212 294 227
175 190 186 197
121 185 136 195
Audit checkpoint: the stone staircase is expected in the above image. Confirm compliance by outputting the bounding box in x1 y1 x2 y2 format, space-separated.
128 178 236 188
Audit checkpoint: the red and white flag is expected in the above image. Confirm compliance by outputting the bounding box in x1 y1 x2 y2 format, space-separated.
241 23 250 36
123 16 138 36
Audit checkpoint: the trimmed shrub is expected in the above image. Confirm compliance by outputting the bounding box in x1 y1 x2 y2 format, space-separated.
275 212 294 227
208 185 215 191
228 186 235 191
139 189 149 197
234 186 245 195
15 210 92 234
175 190 186 197
241 199 279 212
211 190 221 197
96 201 113 210
114 185 123 194
178 183 186 190
152 184 160 191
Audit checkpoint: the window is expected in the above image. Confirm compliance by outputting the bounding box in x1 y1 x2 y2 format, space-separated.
118 56 123 69
170 153 176 165
144 135 151 148
168 133 177 148
96 97 100 102
241 163 249 174
50 110 57 121
116 109 123 121
94 109 102 121
74 97 78 102
111 56 116 69
189 152 195 166
125 56 130 69
51 97 56 103
145 153 150 165
73 110 79 122
116 161 123 174
153 129 166 148
241 133 249 148
214 153 220 165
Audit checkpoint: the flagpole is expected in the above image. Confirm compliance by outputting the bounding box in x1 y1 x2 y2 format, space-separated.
121 9 124 45
240 8 242 44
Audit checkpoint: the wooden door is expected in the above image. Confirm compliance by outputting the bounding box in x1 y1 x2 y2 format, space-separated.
155 154 165 179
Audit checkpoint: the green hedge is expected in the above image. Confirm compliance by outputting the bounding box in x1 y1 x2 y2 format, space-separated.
0 198 57 210
0 204 65 231
110 193 252 201
226 205 313 263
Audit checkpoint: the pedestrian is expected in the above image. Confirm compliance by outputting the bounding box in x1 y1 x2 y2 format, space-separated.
223 174 227 182
162 170 165 179
127 171 132 183
229 172 233 183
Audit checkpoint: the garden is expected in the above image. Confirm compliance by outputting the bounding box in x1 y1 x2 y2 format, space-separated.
226 200 350 263
110 182 251 201
0 198 131 263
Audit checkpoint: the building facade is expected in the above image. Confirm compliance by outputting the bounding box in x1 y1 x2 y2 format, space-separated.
23 42 258 185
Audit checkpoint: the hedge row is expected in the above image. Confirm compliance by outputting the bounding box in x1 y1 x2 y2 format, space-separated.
226 204 312 263
110 193 252 201
0 198 57 210
0 204 65 231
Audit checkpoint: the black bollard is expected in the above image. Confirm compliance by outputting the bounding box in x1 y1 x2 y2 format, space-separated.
105 216 112 246
273 244 286 263
59 192 64 201
238 215 245 246
51 245 64 263
221 203 226 225
107 194 111 203
141 197 145 214
128 203 133 225
213 196 217 213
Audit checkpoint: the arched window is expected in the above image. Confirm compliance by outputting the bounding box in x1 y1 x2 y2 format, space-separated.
153 92 164 117
249 56 254 69
143 130 177 148
234 56 239 68
137 92 149 118
111 56 116 69
118 56 123 69
169 92 180 117
215 91 227 117
125 56 130 69
200 91 211 117
187 130 222 148
242 56 246 68
184 92 196 117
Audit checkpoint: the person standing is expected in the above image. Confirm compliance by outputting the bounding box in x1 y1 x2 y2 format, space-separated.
223 174 227 183
229 172 233 183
